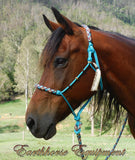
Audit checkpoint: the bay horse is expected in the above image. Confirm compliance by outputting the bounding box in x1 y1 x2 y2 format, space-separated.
25 7 135 140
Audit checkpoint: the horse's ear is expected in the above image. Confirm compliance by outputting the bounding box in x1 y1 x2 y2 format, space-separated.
51 7 78 35
43 14 60 32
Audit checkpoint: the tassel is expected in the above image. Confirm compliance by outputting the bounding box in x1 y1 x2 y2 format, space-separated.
91 68 101 91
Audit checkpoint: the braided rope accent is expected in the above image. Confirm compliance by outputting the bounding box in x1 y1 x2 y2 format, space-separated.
76 133 86 160
82 24 91 41
35 84 57 94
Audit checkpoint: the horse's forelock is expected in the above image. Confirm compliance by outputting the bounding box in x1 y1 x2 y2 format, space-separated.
40 24 101 68
40 27 66 68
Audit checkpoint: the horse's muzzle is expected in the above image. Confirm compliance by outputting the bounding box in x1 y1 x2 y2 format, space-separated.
26 114 56 140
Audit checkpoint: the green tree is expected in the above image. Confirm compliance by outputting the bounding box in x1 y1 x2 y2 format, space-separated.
0 37 16 82
0 72 12 101
0 37 16 100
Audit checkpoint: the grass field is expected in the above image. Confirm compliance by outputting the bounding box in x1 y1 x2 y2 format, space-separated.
0 97 135 160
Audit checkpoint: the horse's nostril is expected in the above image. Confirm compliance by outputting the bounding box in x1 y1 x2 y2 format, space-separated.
26 117 35 129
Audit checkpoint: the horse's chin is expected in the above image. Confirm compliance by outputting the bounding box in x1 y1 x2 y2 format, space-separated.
43 124 56 140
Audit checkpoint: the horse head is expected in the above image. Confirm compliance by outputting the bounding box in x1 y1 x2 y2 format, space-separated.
25 8 96 140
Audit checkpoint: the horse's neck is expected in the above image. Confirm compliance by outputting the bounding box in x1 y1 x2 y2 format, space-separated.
92 30 135 116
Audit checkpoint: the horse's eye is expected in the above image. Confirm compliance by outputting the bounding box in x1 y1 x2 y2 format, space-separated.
54 57 68 68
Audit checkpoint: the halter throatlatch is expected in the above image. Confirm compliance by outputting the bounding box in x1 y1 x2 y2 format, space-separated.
36 25 127 160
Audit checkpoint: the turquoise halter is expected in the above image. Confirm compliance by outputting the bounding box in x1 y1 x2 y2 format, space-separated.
36 25 103 159
36 25 103 135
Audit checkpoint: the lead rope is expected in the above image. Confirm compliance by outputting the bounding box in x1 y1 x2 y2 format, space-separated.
105 114 128 160
75 112 128 160
73 98 92 160
60 92 92 160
